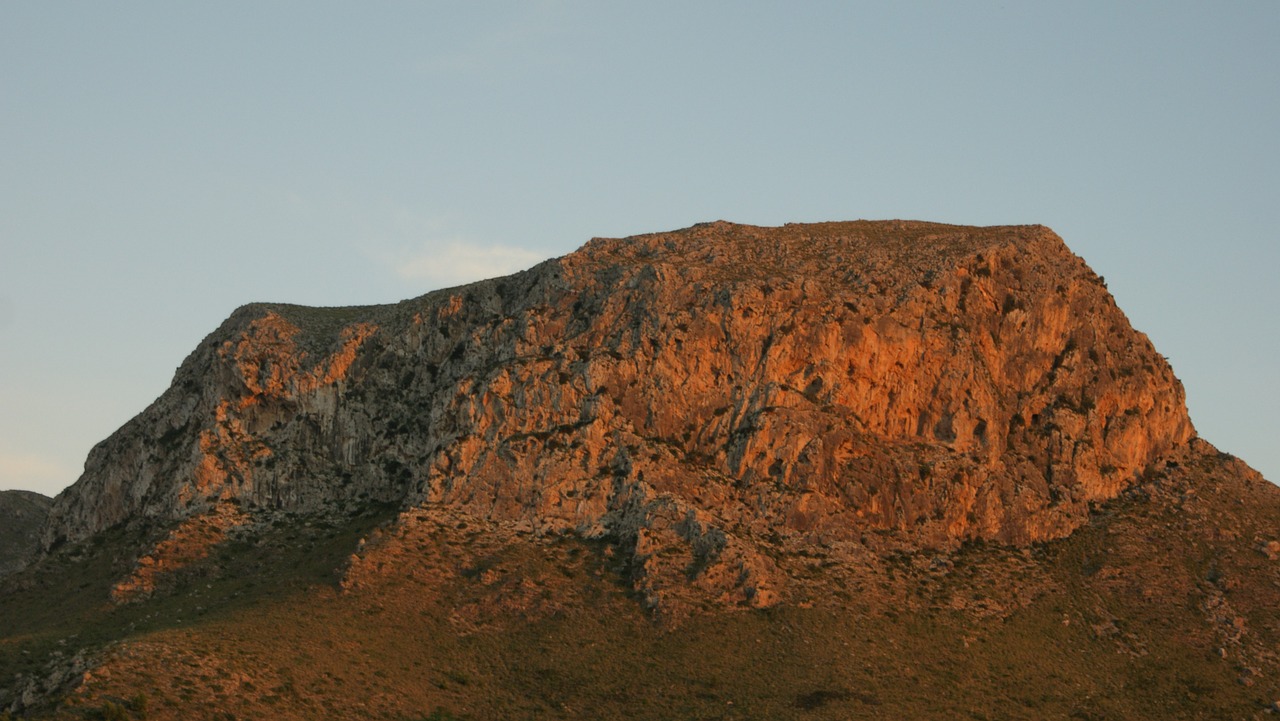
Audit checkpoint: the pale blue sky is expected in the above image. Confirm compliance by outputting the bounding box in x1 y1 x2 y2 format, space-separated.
1 2 1276 496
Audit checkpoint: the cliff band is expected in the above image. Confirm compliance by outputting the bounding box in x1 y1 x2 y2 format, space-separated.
43 220 1194 606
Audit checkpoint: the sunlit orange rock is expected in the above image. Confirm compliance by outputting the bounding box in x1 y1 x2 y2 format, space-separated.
43 220 1197 610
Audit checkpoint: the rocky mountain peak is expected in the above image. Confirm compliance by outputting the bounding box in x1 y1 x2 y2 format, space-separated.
41 220 1193 610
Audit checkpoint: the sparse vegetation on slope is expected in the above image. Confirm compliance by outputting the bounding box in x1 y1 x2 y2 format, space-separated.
3 445 1279 719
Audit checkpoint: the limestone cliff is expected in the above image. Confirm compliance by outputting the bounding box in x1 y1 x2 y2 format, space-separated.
0 491 52 576
42 221 1195 607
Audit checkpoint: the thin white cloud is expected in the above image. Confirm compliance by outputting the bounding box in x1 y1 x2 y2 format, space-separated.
393 240 547 288
351 202 550 289
0 451 75 497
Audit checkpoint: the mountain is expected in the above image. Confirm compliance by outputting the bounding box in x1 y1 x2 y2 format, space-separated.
0 491 52 576
3 220 1278 720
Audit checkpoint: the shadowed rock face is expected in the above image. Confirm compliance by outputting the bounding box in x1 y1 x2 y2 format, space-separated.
0 491 52 576
42 220 1194 606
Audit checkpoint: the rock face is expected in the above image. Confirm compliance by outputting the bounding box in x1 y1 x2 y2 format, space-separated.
42 221 1194 606
0 491 52 576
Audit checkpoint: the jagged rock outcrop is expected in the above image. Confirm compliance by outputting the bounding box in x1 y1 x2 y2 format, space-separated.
0 490 52 576
42 221 1194 607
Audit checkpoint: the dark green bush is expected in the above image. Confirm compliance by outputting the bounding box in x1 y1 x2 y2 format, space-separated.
100 700 131 721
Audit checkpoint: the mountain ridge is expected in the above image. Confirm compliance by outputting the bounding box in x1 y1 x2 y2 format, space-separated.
42 220 1187 548
0 490 52 577
40 220 1197 607
5 219 1274 719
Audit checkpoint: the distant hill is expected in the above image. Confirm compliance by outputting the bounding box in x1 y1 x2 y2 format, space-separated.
3 220 1277 719
0 490 51 576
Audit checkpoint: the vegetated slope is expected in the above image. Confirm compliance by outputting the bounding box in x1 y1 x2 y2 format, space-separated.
0 491 52 576
5 443 1280 720
2 220 1274 719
